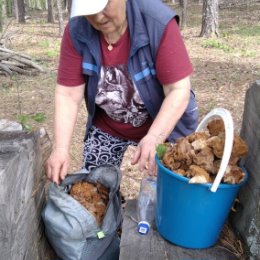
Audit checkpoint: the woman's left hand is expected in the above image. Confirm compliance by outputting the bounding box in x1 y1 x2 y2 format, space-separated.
131 133 160 175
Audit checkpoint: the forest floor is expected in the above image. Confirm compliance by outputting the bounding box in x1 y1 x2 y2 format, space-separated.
1 3 260 198
1 2 259 258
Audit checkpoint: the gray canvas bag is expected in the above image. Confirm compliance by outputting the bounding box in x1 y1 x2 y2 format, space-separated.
42 165 122 260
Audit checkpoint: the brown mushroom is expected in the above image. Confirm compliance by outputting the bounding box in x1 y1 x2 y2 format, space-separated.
187 165 212 184
207 118 225 136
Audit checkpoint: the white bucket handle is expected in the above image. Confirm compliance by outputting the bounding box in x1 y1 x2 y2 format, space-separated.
195 108 234 192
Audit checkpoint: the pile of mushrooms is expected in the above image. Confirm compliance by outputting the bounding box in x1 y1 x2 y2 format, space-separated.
160 119 248 184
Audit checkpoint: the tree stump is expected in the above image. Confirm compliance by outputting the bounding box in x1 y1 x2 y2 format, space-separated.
120 200 240 260
0 127 54 260
231 80 260 259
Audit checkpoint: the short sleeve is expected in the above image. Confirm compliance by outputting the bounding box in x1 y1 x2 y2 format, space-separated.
57 24 85 86
156 18 193 85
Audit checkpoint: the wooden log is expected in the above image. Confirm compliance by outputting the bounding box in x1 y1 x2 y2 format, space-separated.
11 55 45 72
0 127 55 260
2 63 38 75
1 60 28 68
0 53 15 61
120 199 240 260
0 47 45 75
0 47 32 60
231 80 260 259
0 63 13 75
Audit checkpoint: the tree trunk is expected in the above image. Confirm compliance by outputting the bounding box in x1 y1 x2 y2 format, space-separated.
180 0 188 29
200 0 219 37
231 80 260 259
0 0 3 32
66 0 72 16
47 0 54 23
13 0 18 20
17 0 25 23
56 0 64 36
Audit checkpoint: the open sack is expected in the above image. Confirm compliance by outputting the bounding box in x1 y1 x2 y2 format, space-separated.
42 165 122 260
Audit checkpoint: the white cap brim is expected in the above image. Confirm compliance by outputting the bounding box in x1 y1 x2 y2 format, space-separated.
70 0 109 18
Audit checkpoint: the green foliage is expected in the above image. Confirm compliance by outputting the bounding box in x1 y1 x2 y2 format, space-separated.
31 112 46 122
17 112 46 131
156 144 167 160
202 39 232 52
17 114 33 131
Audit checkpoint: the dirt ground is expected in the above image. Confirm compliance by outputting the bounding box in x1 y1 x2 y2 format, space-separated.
1 3 260 202
1 3 259 258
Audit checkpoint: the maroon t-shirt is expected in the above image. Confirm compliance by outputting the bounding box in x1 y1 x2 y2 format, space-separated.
57 19 193 142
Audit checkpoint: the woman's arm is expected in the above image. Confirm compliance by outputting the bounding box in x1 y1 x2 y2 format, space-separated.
46 83 85 184
131 76 191 174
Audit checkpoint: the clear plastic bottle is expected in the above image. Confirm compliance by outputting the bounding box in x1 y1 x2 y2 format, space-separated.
137 177 157 235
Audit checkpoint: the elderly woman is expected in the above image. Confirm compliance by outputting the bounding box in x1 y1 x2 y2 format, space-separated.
46 0 198 184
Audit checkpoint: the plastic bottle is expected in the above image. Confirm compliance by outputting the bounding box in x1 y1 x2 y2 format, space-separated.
137 177 157 235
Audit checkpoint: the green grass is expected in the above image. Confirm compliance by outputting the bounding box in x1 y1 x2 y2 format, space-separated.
38 39 50 48
229 26 260 37
1 84 11 95
38 40 60 58
239 49 257 57
202 39 232 52
201 36 257 57
47 43 60 58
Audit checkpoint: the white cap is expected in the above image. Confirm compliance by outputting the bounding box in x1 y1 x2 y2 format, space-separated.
70 0 109 18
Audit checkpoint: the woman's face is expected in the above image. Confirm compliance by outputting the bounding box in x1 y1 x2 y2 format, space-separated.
86 0 127 35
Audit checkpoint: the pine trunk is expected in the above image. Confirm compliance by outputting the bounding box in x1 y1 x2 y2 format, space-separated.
56 0 64 36
0 0 3 32
180 0 188 29
17 0 25 23
200 0 219 37
47 0 54 23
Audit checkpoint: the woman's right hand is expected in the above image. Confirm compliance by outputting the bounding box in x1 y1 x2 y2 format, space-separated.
45 147 70 185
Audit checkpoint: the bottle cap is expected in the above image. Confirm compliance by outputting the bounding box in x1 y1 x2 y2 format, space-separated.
137 221 150 235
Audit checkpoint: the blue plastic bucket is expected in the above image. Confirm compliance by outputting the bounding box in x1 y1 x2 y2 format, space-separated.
155 108 248 249
155 158 248 248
